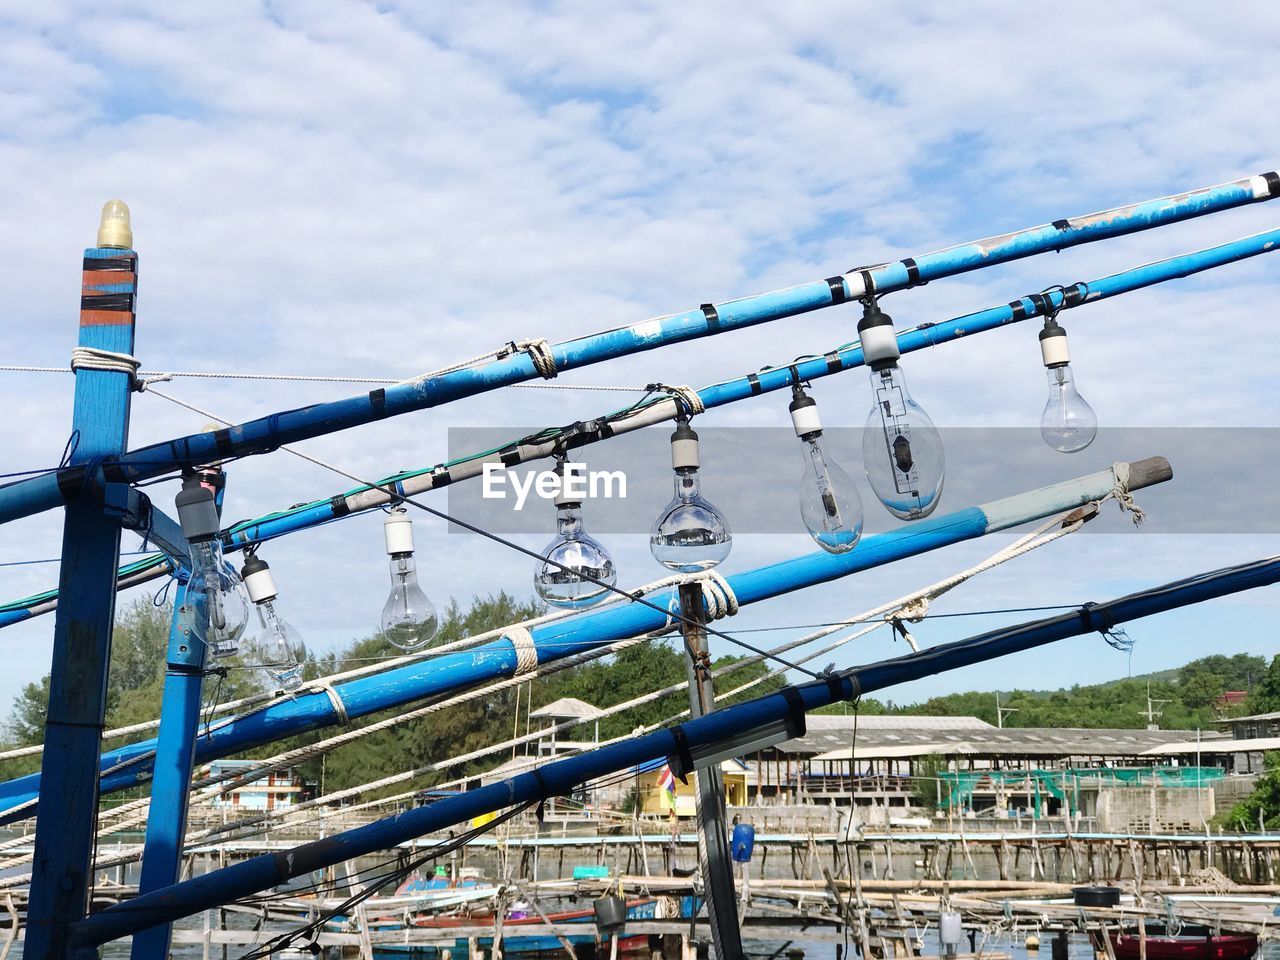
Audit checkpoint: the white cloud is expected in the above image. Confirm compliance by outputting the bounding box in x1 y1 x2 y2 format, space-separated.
0 0 1277 713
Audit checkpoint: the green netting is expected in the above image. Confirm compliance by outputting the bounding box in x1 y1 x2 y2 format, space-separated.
936 766 1224 811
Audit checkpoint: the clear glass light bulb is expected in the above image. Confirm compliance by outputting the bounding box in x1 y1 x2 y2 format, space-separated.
187 539 248 658
381 553 439 649
535 503 617 608
799 435 863 553
1041 365 1097 453
255 600 303 691
650 469 732 572
863 364 945 520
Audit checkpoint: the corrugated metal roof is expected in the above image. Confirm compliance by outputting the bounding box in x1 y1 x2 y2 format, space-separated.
1143 736 1280 755
1211 711 1280 723
797 726 1225 761
530 697 606 720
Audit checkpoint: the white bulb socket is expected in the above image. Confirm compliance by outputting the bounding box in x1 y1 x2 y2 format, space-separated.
671 423 700 470
383 506 415 556
790 401 823 438
1039 330 1071 368
244 566 278 605
859 323 900 366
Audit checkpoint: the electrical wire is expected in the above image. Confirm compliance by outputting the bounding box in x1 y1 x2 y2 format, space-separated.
139 386 820 678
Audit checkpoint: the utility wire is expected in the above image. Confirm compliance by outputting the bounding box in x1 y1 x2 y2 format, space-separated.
140 387 820 679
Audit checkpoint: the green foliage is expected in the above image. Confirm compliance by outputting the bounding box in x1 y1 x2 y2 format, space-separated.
3 592 1270 803
1217 752 1280 831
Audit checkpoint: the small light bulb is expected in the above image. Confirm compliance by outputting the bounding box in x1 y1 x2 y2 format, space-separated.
535 461 617 608
380 506 439 649
858 301 945 520
789 385 862 553
175 474 248 658
650 418 732 572
97 199 132 249
1038 318 1097 453
240 555 304 691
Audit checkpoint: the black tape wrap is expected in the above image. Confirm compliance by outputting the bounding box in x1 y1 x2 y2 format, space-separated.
825 276 848 304
1264 172 1280 198
669 726 695 782
700 304 720 331
780 686 809 738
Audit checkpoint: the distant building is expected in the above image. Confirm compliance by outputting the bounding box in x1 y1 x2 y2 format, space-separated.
1215 690 1249 710
1215 710 1280 741
633 758 749 817
203 760 302 810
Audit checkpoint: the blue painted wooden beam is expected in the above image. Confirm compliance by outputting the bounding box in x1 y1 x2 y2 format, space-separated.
0 458 1171 816
2 220 1277 630
0 172 1272 527
24 243 139 960
67 552 1280 947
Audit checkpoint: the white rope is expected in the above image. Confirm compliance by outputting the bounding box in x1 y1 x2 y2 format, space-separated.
651 383 705 415
69 347 140 381
1110 461 1147 526
315 681 350 726
699 570 738 620
509 338 558 379
507 627 539 675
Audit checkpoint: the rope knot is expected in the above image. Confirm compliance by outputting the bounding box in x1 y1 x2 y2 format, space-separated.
512 339 558 379
648 383 705 417
1110 462 1147 526
70 347 141 388
506 626 539 675
697 571 738 621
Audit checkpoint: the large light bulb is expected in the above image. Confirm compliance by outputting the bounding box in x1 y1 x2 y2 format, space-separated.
176 474 248 659
1038 318 1097 453
790 385 862 553
535 462 617 608
858 301 945 520
380 506 439 649
650 419 732 572
241 556 303 691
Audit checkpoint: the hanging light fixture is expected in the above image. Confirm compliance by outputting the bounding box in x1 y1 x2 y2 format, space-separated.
174 473 248 658
534 458 617 608
650 416 732 572
239 553 304 692
380 505 439 649
1038 315 1098 453
858 299 945 520
789 383 862 553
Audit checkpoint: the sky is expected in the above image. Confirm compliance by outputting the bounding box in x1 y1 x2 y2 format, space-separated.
0 1 1277 717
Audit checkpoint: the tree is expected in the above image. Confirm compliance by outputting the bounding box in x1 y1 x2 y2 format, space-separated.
1218 751 1280 831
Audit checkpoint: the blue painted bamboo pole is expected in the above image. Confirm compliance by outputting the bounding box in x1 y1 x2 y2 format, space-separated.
130 584 203 960
3 221 1276 630
0 172 1273 527
25 234 139 960
0 458 1171 815
68 552 1280 947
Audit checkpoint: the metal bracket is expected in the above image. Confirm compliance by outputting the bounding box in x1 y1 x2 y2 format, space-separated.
108 484 191 574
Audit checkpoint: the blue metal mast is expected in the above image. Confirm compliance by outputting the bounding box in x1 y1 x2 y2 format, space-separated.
24 207 139 960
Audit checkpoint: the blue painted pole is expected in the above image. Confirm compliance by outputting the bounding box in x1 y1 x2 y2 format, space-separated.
4 220 1277 629
67 552 1280 947
0 172 1273 526
0 458 1171 814
130 583 203 960
24 210 139 960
